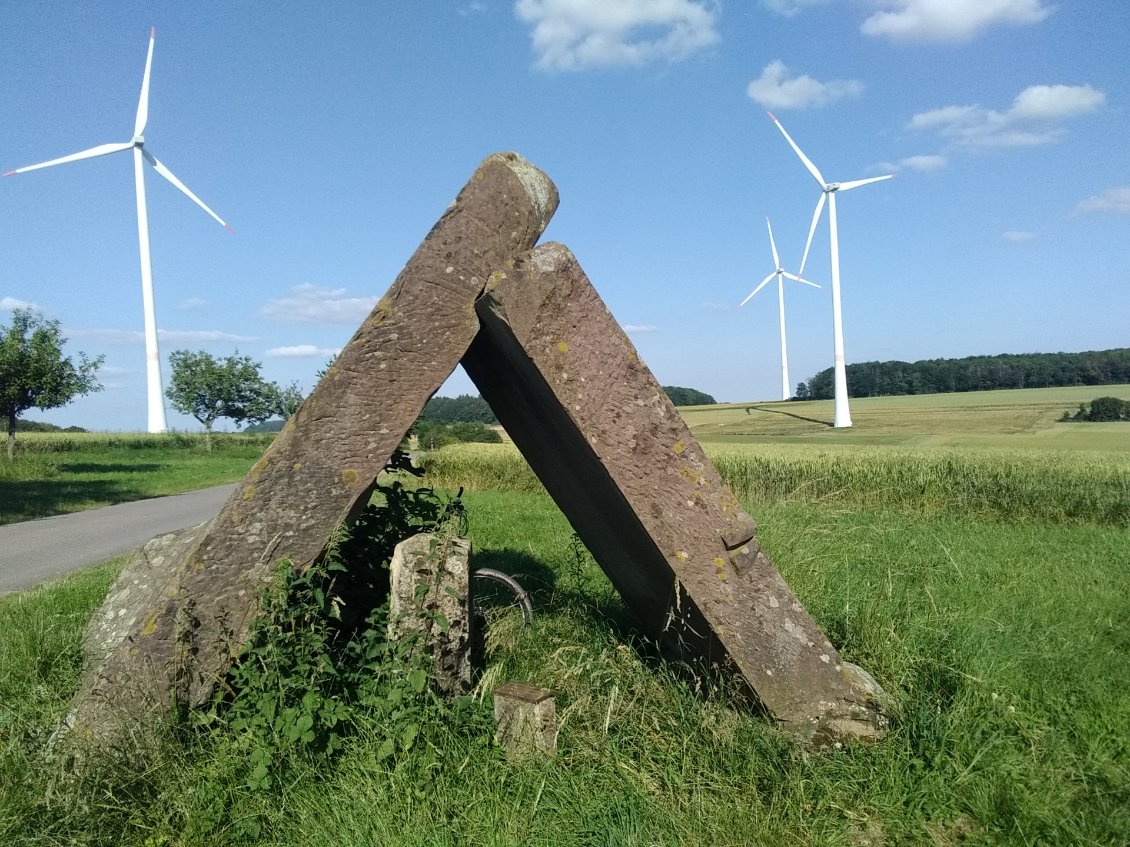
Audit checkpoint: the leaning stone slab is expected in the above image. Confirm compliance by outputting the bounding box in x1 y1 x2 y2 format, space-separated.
461 242 885 741
64 153 559 742
388 532 474 696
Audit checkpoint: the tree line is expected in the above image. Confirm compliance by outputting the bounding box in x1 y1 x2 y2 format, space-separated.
421 386 719 421
796 349 1130 400
661 386 717 406
2 304 719 457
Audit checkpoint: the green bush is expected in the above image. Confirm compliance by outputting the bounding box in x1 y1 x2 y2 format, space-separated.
1063 396 1129 422
415 419 501 449
200 474 468 790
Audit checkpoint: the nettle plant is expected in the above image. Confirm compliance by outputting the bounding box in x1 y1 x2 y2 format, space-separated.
198 454 480 790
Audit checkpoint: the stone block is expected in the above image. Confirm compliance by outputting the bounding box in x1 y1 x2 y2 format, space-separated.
54 522 209 750
388 532 474 696
493 681 557 758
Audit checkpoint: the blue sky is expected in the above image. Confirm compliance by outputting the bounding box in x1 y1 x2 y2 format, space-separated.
2 1 1127 431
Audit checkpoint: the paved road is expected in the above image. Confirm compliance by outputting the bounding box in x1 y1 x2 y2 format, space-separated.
0 484 236 594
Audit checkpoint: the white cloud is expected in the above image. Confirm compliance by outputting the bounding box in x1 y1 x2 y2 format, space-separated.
514 0 719 71
874 154 948 173
1001 230 1035 242
260 283 378 324
177 297 208 310
622 323 658 334
161 329 259 343
459 1 489 14
898 154 948 172
68 328 258 344
861 0 1052 43
747 60 863 110
761 0 830 17
1 296 39 311
1010 84 1106 120
908 84 1105 148
266 344 342 358
1074 187 1130 216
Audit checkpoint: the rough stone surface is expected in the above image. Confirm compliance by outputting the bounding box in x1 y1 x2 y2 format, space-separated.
56 523 209 749
493 681 557 758
388 532 474 696
64 153 559 741
461 242 886 741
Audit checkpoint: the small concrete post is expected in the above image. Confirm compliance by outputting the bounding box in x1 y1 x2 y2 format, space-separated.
494 681 557 758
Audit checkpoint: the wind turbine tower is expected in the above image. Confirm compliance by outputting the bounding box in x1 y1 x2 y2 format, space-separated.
5 28 233 433
768 113 892 428
739 218 819 401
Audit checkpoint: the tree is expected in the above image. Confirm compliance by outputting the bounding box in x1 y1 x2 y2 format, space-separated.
0 308 103 460
165 350 279 450
276 381 305 418
422 394 497 424
1073 396 1129 422
662 386 717 407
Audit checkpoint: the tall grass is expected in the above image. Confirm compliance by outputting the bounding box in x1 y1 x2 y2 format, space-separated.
419 443 1130 526
12 431 274 454
710 444 1129 525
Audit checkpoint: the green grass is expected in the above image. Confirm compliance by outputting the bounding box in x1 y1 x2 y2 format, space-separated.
0 433 272 525
1 483 1128 845
1 390 1128 843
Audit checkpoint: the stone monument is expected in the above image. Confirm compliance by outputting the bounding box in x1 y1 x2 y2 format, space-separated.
65 152 885 749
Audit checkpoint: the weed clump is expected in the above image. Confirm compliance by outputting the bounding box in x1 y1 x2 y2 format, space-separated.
198 464 478 790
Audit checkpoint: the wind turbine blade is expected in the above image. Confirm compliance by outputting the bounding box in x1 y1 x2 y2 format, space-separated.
134 27 156 137
740 272 777 307
783 272 821 289
766 218 781 269
4 141 134 176
143 149 233 231
797 192 826 280
837 174 894 192
768 112 825 187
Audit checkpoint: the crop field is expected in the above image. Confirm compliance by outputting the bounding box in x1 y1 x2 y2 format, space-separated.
1 387 1128 845
679 384 1130 450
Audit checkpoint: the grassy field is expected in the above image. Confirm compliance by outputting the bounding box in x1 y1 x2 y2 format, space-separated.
0 432 273 525
1 388 1128 844
1 485 1127 845
680 384 1130 450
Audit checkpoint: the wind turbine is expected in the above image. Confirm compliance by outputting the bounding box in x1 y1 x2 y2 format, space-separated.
5 27 233 433
768 112 892 428
739 218 820 401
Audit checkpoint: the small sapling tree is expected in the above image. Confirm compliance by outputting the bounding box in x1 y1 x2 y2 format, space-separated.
0 308 103 460
166 349 279 450
277 381 305 419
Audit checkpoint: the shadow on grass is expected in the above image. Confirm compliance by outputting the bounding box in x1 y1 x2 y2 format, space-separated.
468 546 755 706
0 479 151 525
58 462 165 474
747 405 833 427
